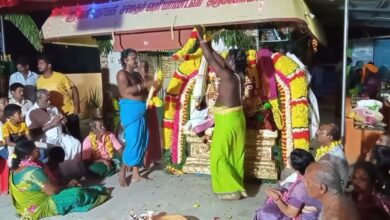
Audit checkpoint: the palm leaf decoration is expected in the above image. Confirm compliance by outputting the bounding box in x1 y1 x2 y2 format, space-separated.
4 14 43 51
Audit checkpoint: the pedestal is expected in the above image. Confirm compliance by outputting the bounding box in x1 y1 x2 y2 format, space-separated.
182 135 211 175
182 129 278 180
245 129 278 180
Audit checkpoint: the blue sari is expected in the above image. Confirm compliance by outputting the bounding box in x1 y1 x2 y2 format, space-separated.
119 99 149 167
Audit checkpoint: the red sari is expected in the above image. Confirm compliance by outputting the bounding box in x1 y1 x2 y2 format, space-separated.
0 158 8 195
144 107 162 168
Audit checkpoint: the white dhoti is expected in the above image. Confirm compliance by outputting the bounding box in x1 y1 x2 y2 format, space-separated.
26 104 84 177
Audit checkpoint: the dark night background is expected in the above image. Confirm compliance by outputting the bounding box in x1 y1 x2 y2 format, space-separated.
4 11 100 74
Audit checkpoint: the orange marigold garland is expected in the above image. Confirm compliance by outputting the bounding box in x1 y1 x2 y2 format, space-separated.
275 76 293 165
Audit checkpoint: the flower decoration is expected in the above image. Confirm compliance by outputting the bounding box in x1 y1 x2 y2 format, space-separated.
315 140 342 161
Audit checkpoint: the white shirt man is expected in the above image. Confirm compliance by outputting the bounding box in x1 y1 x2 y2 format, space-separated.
9 98 33 117
9 70 38 102
26 102 83 177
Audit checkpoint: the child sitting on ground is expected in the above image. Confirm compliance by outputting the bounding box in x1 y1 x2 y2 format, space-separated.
3 104 31 167
82 118 122 177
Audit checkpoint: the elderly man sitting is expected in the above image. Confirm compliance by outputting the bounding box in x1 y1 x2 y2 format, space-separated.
82 118 122 178
304 161 359 220
26 89 83 177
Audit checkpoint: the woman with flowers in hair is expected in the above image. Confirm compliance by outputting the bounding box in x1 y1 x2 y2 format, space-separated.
9 140 109 220
82 118 123 177
196 25 247 200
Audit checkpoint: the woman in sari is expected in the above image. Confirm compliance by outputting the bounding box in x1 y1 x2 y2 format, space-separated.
350 162 390 219
9 140 109 220
254 149 320 220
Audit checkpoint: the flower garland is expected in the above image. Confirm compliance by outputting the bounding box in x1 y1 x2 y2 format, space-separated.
172 28 198 61
273 53 310 166
172 27 211 61
19 159 57 185
175 76 196 164
163 28 210 170
163 70 198 151
315 140 342 161
163 95 176 150
275 74 293 165
171 71 197 164
148 68 164 108
246 50 261 92
89 132 114 160
19 159 41 168
270 99 283 130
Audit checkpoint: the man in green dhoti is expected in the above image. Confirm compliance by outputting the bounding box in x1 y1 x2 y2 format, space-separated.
196 26 247 200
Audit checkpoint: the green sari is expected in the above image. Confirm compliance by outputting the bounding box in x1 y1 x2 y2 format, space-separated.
10 166 109 220
211 106 246 198
87 157 121 177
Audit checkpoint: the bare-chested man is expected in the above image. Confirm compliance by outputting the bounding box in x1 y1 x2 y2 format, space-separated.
195 25 247 200
116 48 154 187
304 161 359 220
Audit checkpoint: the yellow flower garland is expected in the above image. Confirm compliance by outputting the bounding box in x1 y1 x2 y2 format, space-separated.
291 102 309 128
89 132 114 160
274 56 299 75
315 140 342 161
270 98 283 130
172 28 197 60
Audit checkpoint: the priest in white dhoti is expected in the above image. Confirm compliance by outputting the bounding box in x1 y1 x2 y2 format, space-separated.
26 89 83 177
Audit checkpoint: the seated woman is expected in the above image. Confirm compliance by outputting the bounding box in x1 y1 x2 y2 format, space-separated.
368 145 390 195
45 147 65 183
9 140 109 220
350 162 390 219
254 149 320 220
82 118 122 177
